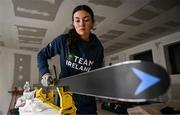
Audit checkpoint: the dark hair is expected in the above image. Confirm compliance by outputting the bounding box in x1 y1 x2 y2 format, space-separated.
67 5 94 48
72 5 94 23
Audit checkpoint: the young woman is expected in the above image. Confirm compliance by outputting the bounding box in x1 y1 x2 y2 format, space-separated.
37 5 104 114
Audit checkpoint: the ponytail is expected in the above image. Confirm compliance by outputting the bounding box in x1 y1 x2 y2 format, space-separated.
67 28 80 48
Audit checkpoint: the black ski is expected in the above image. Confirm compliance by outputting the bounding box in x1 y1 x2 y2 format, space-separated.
58 61 170 102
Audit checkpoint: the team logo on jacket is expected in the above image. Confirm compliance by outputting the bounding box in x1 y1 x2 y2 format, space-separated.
66 55 94 72
68 53 75 61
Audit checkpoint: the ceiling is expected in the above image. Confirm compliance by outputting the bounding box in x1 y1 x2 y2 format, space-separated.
0 0 180 56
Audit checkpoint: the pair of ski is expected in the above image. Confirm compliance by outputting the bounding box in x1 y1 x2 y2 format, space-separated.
57 61 170 102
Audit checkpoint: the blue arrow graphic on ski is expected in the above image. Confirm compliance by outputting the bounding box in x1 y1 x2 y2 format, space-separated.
131 67 160 96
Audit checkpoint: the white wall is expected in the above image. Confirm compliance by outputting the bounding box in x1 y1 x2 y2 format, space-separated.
0 46 60 114
105 31 180 100
0 47 37 114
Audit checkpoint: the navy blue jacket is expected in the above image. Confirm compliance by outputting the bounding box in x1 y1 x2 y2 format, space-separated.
37 33 104 114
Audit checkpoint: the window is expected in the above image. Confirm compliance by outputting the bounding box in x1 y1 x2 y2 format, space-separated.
164 42 180 74
130 50 153 62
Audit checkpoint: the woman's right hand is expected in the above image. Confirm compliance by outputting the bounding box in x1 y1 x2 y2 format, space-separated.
41 73 53 87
